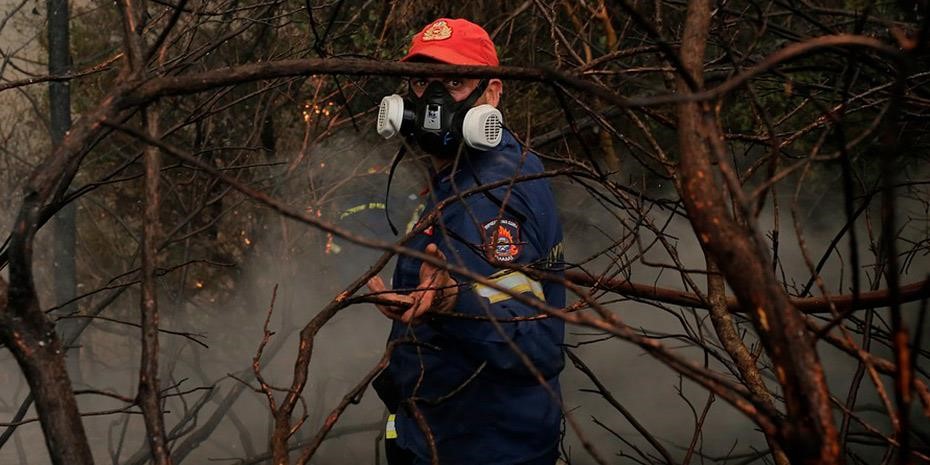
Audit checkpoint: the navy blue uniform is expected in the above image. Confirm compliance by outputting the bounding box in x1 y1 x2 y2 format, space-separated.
376 129 565 465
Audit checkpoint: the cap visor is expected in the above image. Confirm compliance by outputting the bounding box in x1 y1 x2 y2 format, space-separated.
401 47 488 66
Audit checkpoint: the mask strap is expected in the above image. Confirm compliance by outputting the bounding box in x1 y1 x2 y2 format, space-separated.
384 144 407 235
461 79 489 108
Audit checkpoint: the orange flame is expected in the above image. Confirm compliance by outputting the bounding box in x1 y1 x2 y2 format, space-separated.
496 225 513 242
495 225 518 256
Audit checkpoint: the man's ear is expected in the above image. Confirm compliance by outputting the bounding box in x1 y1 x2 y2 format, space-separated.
482 79 503 107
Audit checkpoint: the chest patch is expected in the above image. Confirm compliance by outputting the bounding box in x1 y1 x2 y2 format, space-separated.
483 219 521 262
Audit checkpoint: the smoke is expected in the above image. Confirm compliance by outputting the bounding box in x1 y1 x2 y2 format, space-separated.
1 129 928 465
553 164 929 464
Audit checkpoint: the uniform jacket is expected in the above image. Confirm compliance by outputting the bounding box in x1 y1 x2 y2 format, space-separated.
375 129 565 465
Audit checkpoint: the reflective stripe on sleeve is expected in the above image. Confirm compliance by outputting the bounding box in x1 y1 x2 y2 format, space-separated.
473 271 545 304
385 414 397 439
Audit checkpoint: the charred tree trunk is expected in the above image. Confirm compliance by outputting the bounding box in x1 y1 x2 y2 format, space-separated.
48 0 81 384
675 0 842 463
0 233 93 465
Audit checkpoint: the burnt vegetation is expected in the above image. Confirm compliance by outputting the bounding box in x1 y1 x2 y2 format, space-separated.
1 0 929 464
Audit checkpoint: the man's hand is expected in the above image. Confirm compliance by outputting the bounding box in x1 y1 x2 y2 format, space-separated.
407 243 458 323
366 243 458 324
366 275 414 320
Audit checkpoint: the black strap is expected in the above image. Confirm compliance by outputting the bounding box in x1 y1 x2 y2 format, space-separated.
384 144 407 235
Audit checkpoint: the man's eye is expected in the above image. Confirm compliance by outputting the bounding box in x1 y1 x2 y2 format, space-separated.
412 79 427 88
446 79 462 88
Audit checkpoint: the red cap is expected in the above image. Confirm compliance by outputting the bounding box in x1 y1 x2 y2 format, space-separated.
401 18 499 66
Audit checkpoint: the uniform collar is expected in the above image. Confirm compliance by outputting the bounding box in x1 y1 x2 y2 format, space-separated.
428 129 518 192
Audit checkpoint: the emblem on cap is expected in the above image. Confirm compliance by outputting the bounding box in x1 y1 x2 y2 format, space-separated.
422 20 452 41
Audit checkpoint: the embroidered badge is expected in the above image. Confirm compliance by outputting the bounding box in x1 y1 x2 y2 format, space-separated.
483 219 521 262
422 20 452 41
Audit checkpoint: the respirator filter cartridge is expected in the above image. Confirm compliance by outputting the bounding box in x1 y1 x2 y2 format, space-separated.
377 94 406 139
461 104 503 150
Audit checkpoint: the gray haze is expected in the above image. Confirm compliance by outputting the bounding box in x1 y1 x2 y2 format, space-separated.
2 128 926 464
0 3 927 459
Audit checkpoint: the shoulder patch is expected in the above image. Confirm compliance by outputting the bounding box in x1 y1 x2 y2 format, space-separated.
483 219 521 262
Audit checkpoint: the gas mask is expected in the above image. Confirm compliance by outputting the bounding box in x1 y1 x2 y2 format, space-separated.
377 80 503 156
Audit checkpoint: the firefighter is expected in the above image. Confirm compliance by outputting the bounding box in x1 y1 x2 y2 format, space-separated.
368 18 565 465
